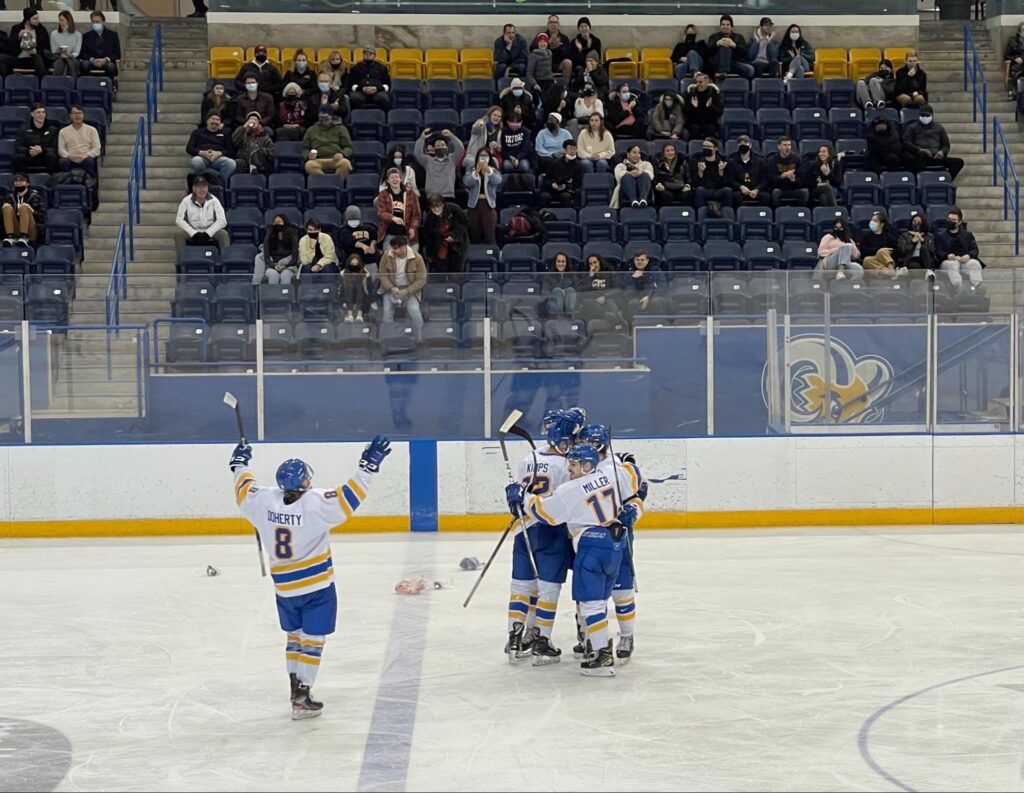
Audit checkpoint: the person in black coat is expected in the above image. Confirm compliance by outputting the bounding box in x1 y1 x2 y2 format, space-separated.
682 72 723 141
7 8 51 60
806 143 841 207
79 12 120 79
421 194 470 274
348 45 392 111
541 139 584 207
726 135 770 208
280 50 318 99
653 141 693 207
671 24 709 79
234 44 282 97
934 208 984 289
894 51 927 108
866 115 909 173
859 210 900 276
691 137 731 212
14 104 58 174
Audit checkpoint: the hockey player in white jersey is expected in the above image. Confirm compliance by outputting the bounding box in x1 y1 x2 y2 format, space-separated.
505 412 576 663
229 436 392 719
578 423 646 663
505 443 642 676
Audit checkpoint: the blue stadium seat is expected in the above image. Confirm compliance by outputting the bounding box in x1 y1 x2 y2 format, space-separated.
499 173 536 208
459 107 481 138
5 74 39 106
659 205 697 241
387 108 423 140
426 79 461 110
295 320 336 359
24 282 68 324
890 203 925 231
228 173 266 209
209 322 253 362
918 170 956 205
0 106 28 138
214 282 256 323
722 107 756 140
737 206 774 241
264 207 302 231
226 207 263 245
623 241 661 268
51 184 91 215
541 207 577 243
420 321 461 358
786 77 820 109
268 173 306 209
391 78 424 110
620 207 658 242
222 243 257 277
812 206 851 237
703 240 744 271
645 78 679 105
351 140 384 173
44 209 83 248
463 78 496 109
697 206 736 242
828 107 862 138
756 108 792 140
720 77 750 109
346 173 381 205
45 106 69 127
711 274 753 314
743 241 784 270
258 283 297 320
842 171 883 206
583 241 623 270
864 106 898 128
752 78 785 109
793 107 829 139
541 242 583 268
0 248 32 276
900 107 920 127
273 141 304 173
775 206 814 242
466 243 500 273
172 282 215 320
834 137 868 170
305 207 341 235
544 318 587 358
823 78 856 108
424 108 460 132
34 244 75 277
662 241 704 272
0 282 25 321
350 109 387 140
297 281 338 321
787 276 826 311
501 243 541 272
41 75 75 107
306 173 346 208
501 318 544 360
851 204 884 232
580 173 614 207
783 241 819 270
879 171 916 205
925 204 957 234
178 246 220 276
77 76 113 114
797 137 830 163
0 140 14 171
579 207 618 243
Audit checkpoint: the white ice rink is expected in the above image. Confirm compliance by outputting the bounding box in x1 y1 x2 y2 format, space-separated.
5 526 1024 792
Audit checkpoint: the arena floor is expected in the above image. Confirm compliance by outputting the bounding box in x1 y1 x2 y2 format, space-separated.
4 526 1024 792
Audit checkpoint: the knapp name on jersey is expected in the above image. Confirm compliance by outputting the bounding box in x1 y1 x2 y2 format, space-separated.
267 510 303 526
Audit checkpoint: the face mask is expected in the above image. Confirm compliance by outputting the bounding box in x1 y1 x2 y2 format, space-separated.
703 148 715 159
435 149 447 159
331 59 341 67
318 81 330 92
686 33 696 41
15 184 27 193
246 84 258 93
393 157 403 166
255 55 267 64
620 92 632 101
347 219 360 228
565 153 576 160
869 220 881 232
296 60 307 72
478 156 490 166
91 22 103 33
507 122 522 131
512 88 523 97
738 143 751 154
833 227 843 236
790 32 800 41
308 232 319 239
919 115 932 125
948 221 960 231
547 121 558 131
912 223 923 232
879 67 890 74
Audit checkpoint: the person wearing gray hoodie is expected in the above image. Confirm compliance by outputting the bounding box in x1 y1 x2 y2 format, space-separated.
526 32 557 94
414 128 466 202
650 91 686 140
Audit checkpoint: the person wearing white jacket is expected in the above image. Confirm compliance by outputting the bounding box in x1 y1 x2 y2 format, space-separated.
173 175 229 257
611 144 654 208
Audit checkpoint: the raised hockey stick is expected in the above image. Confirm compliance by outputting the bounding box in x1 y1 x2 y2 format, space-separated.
462 516 517 608
223 391 267 578
607 425 638 593
498 409 540 580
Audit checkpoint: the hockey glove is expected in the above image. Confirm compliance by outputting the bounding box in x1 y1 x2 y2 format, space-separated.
359 435 392 473
505 483 525 519
636 480 649 503
229 442 252 472
617 503 639 531
616 451 636 465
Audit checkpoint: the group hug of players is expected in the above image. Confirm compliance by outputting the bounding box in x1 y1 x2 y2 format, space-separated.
503 408 646 678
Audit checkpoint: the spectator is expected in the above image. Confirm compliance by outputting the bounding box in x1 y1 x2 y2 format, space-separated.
173 176 228 257
767 136 808 207
574 50 609 99
807 143 840 207
747 17 779 78
653 141 692 207
7 10 47 78
80 12 120 78
895 51 928 108
935 208 983 289
544 251 580 317
726 134 770 208
867 115 909 173
672 24 707 79
579 253 621 322
606 82 646 140
1 172 45 247
232 110 275 176
340 253 371 323
377 167 421 250
338 205 379 271
252 213 299 285
299 217 339 275
572 83 604 130
499 78 537 125
309 72 348 126
379 145 420 196
201 81 234 128
51 10 81 79
421 194 469 274
571 17 602 75
494 23 528 79
857 59 896 109
379 235 428 337
187 110 236 181
234 74 276 134
1006 23 1024 99
466 107 503 168
541 139 583 207
535 111 571 172
463 149 501 243
58 105 101 179
612 144 654 208
692 137 731 213
779 24 814 82
500 112 533 173
414 128 466 202
322 51 348 92
302 106 353 180
624 249 668 316
527 33 558 95
15 104 59 175
650 91 685 141
895 214 937 272
348 45 391 111
277 82 310 142
576 112 614 173
282 50 316 98
235 43 281 97
816 219 862 280
533 14 573 81
902 105 963 179
706 14 753 80
859 210 902 277
682 72 722 141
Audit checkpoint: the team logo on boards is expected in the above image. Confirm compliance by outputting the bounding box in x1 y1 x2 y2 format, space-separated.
762 335 895 424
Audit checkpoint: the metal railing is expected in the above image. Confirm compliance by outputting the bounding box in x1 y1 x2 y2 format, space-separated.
963 23 989 152
126 117 146 260
105 224 128 333
993 116 1021 256
145 23 163 154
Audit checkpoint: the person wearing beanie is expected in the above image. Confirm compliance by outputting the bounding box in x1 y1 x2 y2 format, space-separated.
5 7 48 77
302 105 353 180
541 138 583 207
499 76 537 124
902 104 963 179
338 204 380 271
526 32 556 94
867 115 911 174
377 166 422 249
570 16 602 74
570 49 609 99
535 111 572 173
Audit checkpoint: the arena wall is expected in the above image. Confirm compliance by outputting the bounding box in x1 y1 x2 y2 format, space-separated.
0 434 1020 536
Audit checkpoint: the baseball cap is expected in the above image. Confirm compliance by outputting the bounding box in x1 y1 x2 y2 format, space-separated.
192 175 208 186
759 16 774 26
510 77 525 89
548 111 562 122
254 44 268 55
363 44 376 55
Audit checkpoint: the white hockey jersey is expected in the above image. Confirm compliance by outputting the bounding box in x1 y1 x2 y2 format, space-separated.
232 465 373 598
516 448 571 530
597 455 644 506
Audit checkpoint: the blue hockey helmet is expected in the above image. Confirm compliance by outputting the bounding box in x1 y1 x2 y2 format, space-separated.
546 416 579 454
579 423 610 453
566 443 600 473
276 458 314 493
541 409 562 434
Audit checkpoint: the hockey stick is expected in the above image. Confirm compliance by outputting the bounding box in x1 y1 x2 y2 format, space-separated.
461 516 517 608
223 391 267 578
498 409 540 580
607 425 638 593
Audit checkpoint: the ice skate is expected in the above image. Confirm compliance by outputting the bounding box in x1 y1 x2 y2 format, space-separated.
580 641 615 677
616 635 634 664
291 684 324 720
530 635 562 666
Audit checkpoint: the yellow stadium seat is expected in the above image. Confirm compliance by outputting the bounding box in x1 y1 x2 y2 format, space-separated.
848 48 881 80
460 47 494 79
245 46 281 71
814 48 848 81
884 47 914 66
389 47 423 78
605 48 639 80
640 48 673 79
209 46 243 78
425 48 459 79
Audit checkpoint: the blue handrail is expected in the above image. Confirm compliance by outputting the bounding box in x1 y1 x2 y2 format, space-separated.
963 23 988 152
105 224 128 329
993 116 1020 256
145 24 163 154
126 117 146 260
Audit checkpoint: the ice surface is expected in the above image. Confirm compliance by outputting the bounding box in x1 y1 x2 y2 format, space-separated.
4 526 1024 792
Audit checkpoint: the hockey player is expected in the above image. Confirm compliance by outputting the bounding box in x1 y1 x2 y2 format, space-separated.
230 435 392 719
578 423 646 663
506 443 642 677
505 413 577 663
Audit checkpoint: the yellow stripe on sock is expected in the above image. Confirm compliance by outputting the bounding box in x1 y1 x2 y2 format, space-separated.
587 619 608 634
296 655 321 666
